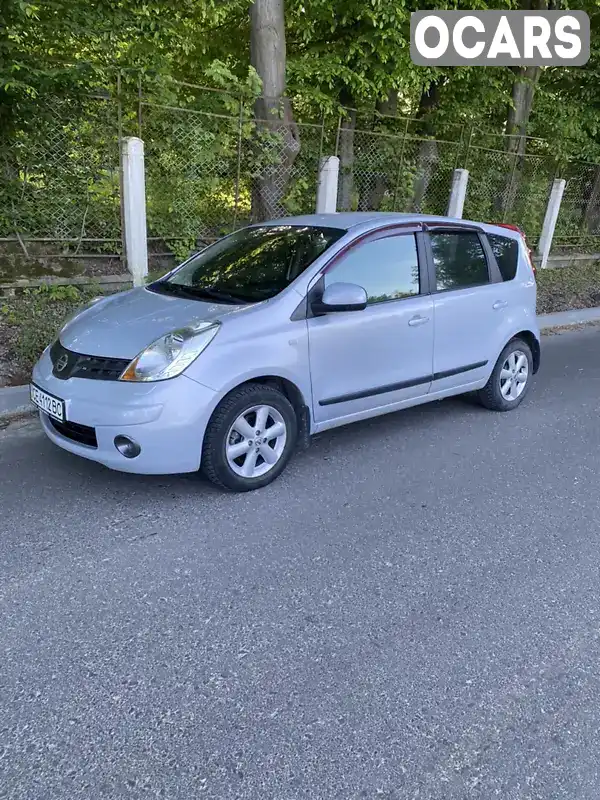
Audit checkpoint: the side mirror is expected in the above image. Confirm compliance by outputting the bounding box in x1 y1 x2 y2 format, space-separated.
311 282 368 315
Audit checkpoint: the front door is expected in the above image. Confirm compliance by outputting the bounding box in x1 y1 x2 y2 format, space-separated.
307 230 434 425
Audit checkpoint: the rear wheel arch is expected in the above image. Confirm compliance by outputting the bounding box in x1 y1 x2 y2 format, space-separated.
511 330 540 373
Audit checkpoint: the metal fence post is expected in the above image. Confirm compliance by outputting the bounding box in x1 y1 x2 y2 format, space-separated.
447 169 469 219
232 97 244 230
538 178 566 269
316 156 339 213
121 136 148 286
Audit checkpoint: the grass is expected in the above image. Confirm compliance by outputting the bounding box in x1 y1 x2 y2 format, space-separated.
0 270 170 386
536 261 600 315
1 263 600 387
0 283 105 386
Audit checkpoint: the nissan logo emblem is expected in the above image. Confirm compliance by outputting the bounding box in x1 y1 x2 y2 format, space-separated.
55 354 69 372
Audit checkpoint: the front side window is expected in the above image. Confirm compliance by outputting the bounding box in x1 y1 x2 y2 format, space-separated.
430 231 489 292
152 225 345 303
325 234 420 304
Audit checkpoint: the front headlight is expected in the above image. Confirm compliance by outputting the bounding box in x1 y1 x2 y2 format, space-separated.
119 322 220 382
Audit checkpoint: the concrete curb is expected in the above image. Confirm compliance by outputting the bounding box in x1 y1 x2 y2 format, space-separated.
537 306 600 329
2 306 600 419
0 385 31 418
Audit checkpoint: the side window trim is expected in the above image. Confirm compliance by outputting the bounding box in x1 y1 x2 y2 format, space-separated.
320 223 423 276
479 233 503 284
415 231 432 295
424 229 495 294
300 227 426 319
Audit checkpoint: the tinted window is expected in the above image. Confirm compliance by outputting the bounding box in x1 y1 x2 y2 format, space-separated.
325 234 420 304
153 225 345 303
487 233 519 281
430 231 489 291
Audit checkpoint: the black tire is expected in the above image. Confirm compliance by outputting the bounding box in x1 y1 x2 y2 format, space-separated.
201 383 298 492
478 338 533 412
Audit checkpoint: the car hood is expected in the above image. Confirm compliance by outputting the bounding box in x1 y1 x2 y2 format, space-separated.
59 287 248 359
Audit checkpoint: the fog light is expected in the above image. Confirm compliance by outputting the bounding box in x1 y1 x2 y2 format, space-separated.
114 435 141 459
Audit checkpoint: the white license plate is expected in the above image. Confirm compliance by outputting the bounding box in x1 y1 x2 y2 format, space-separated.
30 383 65 422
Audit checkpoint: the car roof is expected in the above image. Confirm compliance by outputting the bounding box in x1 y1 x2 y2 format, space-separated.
259 212 520 237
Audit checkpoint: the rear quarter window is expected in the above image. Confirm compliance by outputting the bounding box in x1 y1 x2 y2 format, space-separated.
487 233 519 282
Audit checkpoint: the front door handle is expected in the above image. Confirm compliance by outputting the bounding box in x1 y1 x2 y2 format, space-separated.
408 315 430 327
493 300 508 310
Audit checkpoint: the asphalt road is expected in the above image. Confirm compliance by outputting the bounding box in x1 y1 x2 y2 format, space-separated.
2 327 600 800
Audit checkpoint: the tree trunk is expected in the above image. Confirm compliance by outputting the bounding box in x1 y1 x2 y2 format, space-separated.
584 165 600 234
250 0 300 221
338 89 356 212
357 89 398 211
497 0 546 218
410 82 440 213
506 66 540 156
497 64 542 218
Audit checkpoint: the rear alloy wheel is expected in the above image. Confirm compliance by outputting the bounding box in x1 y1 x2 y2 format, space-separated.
478 339 533 411
202 384 297 491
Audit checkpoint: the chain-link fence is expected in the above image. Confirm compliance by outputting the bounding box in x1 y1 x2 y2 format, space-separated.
0 92 122 276
4 77 600 281
334 118 557 246
462 134 556 246
139 78 326 259
334 112 464 216
552 161 600 254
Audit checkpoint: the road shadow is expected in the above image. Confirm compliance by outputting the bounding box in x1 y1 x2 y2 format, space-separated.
19 393 496 501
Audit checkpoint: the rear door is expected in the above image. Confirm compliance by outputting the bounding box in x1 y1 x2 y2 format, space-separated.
424 226 504 393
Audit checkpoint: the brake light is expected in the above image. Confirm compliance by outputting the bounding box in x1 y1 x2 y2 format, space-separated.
491 222 536 276
530 254 537 275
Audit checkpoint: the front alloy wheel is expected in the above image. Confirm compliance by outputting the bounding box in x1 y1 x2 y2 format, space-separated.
202 384 298 491
226 405 287 479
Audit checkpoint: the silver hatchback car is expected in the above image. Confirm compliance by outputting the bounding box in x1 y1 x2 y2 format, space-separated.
31 212 540 492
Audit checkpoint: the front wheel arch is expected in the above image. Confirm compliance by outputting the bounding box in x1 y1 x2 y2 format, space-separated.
201 381 300 491
203 375 311 453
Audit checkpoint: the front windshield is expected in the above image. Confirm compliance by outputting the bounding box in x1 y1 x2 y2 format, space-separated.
152 224 345 303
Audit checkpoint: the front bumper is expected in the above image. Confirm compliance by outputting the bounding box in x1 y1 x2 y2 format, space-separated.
32 348 218 474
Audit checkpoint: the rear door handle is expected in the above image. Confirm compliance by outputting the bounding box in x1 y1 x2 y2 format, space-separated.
493 301 508 310
408 315 430 327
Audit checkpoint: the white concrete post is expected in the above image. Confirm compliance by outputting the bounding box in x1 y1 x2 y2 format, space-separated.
538 178 566 269
121 137 148 287
447 168 469 219
316 156 340 214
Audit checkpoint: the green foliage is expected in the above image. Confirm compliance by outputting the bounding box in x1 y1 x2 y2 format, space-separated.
1 283 104 371
2 0 600 266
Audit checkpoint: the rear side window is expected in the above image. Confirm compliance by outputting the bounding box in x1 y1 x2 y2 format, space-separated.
487 233 519 281
429 231 489 291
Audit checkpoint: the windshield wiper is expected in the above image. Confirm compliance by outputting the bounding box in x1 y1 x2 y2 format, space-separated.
149 282 248 305
190 287 251 304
